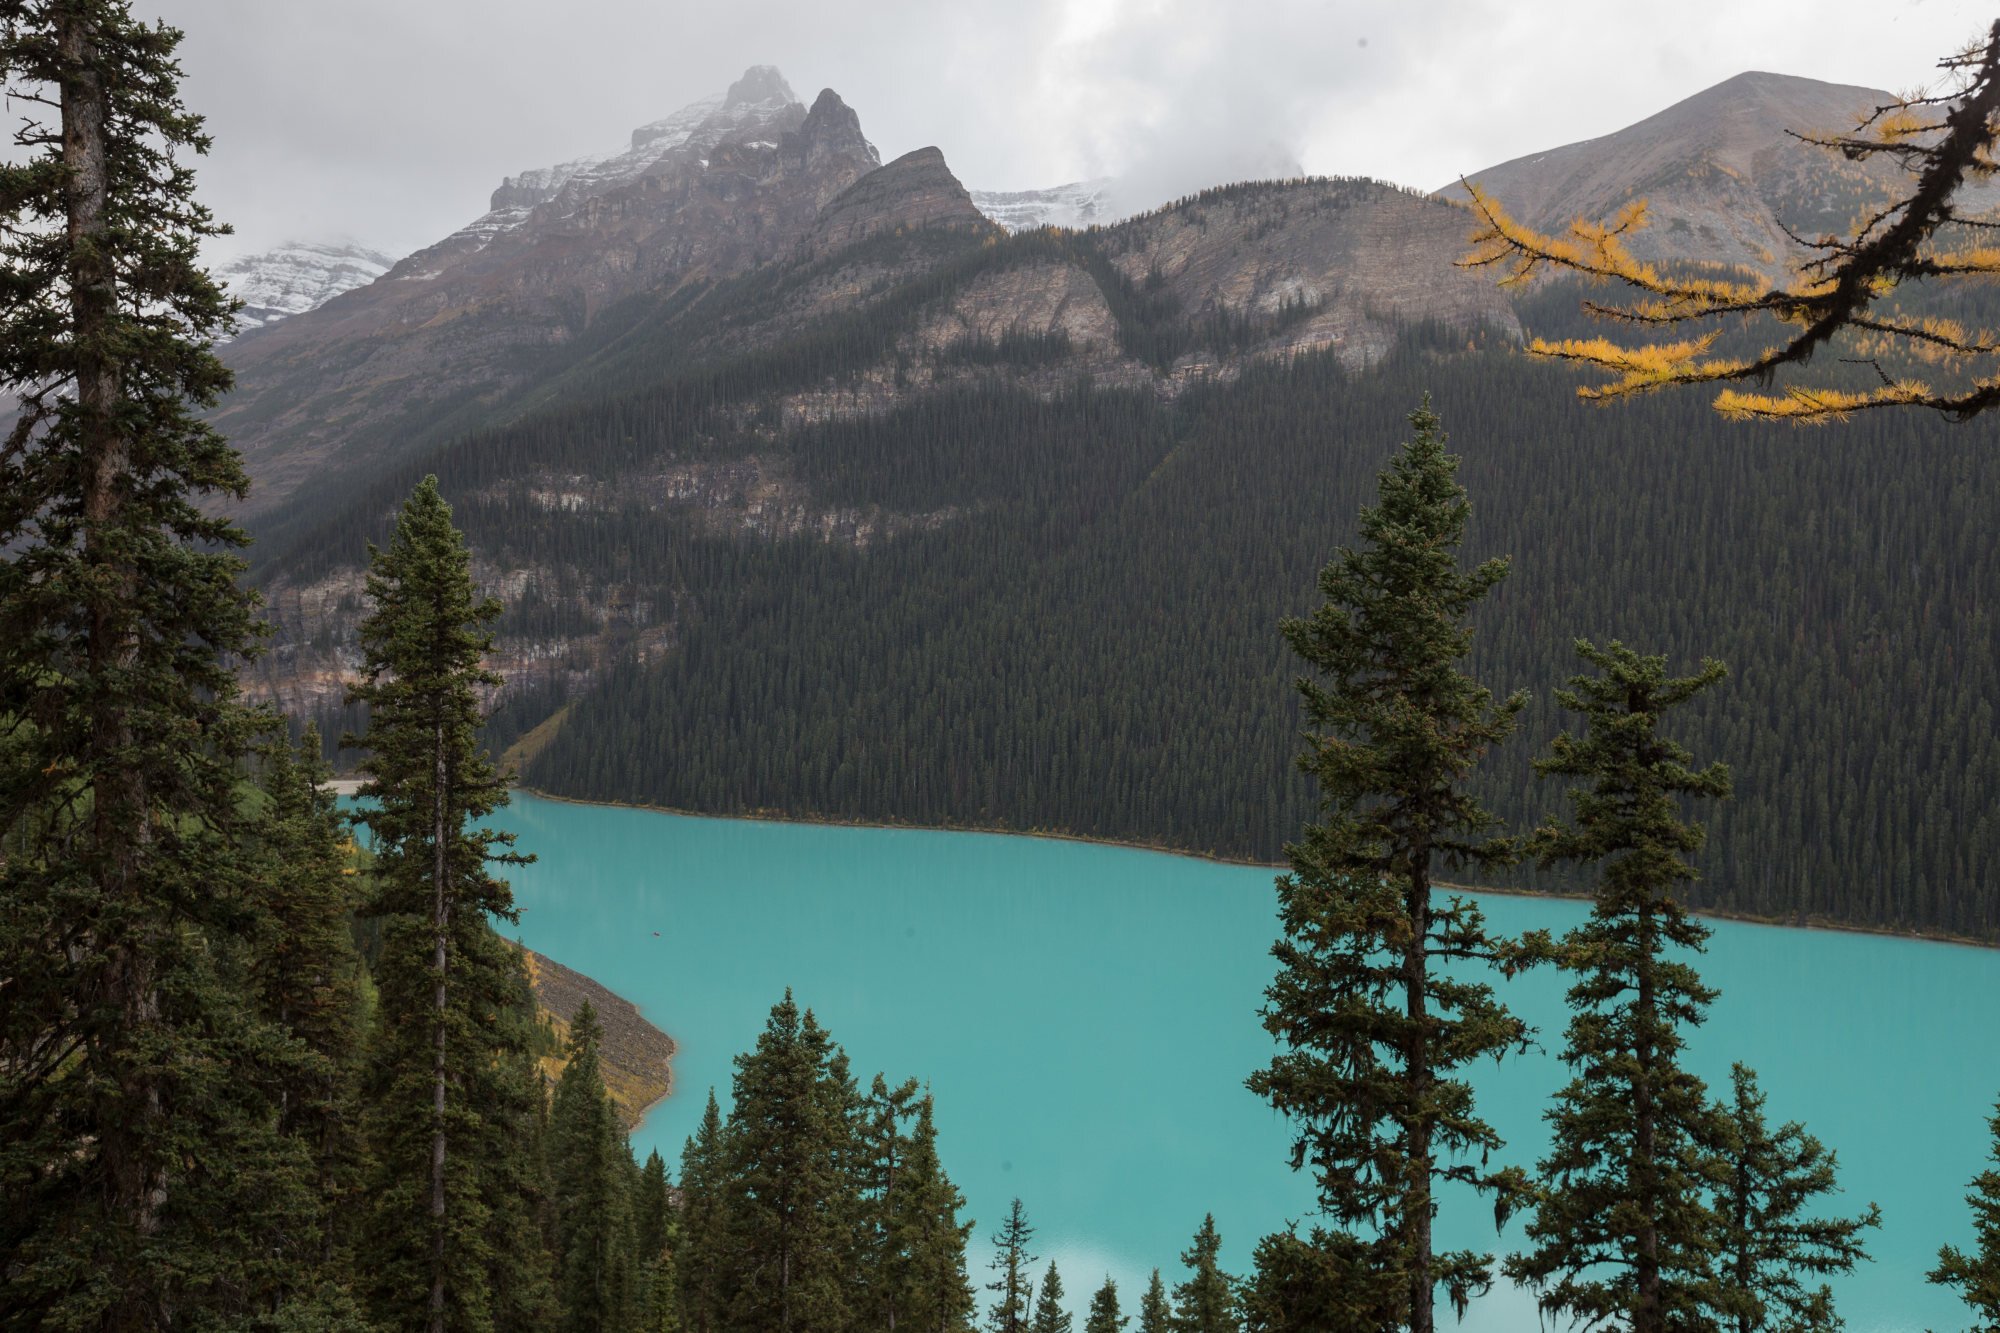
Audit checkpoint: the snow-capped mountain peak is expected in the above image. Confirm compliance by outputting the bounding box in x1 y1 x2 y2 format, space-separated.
968 178 1120 232
218 239 395 335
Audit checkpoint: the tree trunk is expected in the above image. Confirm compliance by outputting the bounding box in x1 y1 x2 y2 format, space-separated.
1406 848 1434 1333
1635 903 1660 1333
61 14 158 1332
431 719 451 1333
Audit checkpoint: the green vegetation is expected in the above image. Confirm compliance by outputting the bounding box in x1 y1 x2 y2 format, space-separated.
1245 406 1529 1333
6 6 1999 1333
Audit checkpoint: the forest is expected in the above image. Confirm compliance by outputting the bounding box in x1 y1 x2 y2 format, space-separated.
8 3 2000 1333
264 332 2000 941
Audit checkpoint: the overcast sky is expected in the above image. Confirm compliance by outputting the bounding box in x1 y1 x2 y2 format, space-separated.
138 0 1994 263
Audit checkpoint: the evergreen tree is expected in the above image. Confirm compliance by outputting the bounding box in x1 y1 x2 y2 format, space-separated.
899 1093 978 1333
1245 401 1529 1332
249 725 368 1268
348 476 551 1333
1171 1215 1238 1333
1137 1270 1173 1333
858 1074 921 1327
0 3 328 1326
549 1001 637 1333
1931 1099 2000 1331
1084 1279 1127 1333
988 1198 1039 1333
1238 1229 1402 1333
637 1147 672 1265
1504 640 1733 1332
1710 1065 1878 1332
678 1088 730 1333
1031 1262 1073 1333
720 991 858 1333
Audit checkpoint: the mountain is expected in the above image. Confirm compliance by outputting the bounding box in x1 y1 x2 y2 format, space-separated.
1436 70 2000 276
223 66 2000 945
215 239 395 334
215 66 881 516
969 178 1119 232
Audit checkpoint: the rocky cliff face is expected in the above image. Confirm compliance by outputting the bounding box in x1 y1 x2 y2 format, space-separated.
216 68 881 517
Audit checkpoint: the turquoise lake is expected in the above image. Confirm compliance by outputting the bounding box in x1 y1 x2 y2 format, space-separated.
494 793 1999 1332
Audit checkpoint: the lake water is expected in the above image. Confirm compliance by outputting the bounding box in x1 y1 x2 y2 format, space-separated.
496 793 1999 1332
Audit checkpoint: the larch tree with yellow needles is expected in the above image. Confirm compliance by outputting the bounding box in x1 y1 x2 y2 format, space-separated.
1461 21 2000 422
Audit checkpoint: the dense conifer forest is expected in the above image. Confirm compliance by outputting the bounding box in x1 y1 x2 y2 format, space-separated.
264 331 2000 941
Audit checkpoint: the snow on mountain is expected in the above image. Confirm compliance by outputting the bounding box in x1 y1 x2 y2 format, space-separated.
968 178 1120 232
445 66 810 254
218 240 395 335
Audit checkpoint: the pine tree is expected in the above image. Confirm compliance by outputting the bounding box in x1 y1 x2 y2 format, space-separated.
1084 1278 1126 1333
1504 639 1733 1332
1137 1270 1173 1333
1245 401 1529 1332
348 476 551 1333
720 991 859 1333
1931 1099 2000 1331
637 1148 672 1266
1710 1064 1878 1332
988 1198 1039 1333
678 1089 730 1333
858 1073 921 1328
249 726 368 1269
1172 1215 1239 1333
549 1001 637 1333
1031 1262 1074 1333
900 1093 978 1333
0 3 328 1326
1238 1228 1403 1333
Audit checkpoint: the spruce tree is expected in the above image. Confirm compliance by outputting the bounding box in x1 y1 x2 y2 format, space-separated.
858 1073 922 1328
637 1148 672 1265
249 726 367 1268
900 1093 978 1333
0 3 324 1326
720 991 859 1333
1710 1065 1878 1332
348 476 551 1333
549 1002 637 1333
1239 1228 1402 1333
1246 401 1529 1332
1032 1262 1073 1333
1137 1270 1173 1333
988 1198 1039 1333
1504 640 1733 1332
1084 1278 1127 1333
1931 1099 2000 1330
1172 1215 1239 1333
678 1089 730 1333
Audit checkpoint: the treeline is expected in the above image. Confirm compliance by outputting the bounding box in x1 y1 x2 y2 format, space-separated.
297 344 2000 940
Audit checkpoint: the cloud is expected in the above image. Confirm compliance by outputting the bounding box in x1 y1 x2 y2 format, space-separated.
133 0 1994 263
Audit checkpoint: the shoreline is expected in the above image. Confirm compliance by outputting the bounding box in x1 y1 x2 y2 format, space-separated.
509 784 2000 954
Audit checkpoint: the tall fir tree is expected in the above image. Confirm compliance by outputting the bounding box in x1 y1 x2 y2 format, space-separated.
1710 1064 1878 1333
0 3 330 1327
1031 1262 1073 1333
1084 1278 1127 1333
898 1093 978 1333
1137 1270 1173 1333
1932 1100 2000 1331
720 991 860 1333
1246 401 1529 1332
1504 640 1733 1332
248 726 368 1272
347 476 552 1333
678 1088 730 1333
1171 1215 1239 1333
549 1001 637 1333
637 1147 672 1265
988 1198 1039 1333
